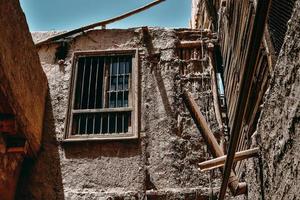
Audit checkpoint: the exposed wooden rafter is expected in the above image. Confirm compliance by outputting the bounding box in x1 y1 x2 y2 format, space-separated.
198 147 259 172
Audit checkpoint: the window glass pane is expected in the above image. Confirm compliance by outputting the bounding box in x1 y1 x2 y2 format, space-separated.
95 58 104 108
111 57 118 75
81 58 91 109
71 114 79 134
79 114 87 134
109 92 116 108
119 56 125 74
124 56 132 74
124 75 129 90
118 76 124 90
74 58 85 109
108 113 116 133
94 114 101 134
117 113 123 133
110 76 117 91
124 91 129 107
117 92 123 107
102 114 108 134
87 115 94 134
88 58 97 108
124 112 131 132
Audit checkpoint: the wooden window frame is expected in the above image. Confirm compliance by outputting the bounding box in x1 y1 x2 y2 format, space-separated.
64 49 139 142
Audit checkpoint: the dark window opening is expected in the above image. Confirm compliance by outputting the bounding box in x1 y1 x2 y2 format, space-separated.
70 54 133 136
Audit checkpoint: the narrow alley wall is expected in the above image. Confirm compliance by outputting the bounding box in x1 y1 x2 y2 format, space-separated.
0 0 47 199
242 1 300 199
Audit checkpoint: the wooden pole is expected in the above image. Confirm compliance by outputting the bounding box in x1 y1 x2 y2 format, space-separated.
218 0 272 199
182 90 246 195
199 147 259 172
36 0 166 47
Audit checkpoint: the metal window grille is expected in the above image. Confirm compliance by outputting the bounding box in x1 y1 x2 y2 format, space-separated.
69 54 133 135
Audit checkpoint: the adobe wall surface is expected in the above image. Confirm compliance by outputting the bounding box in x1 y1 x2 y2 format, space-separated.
16 28 221 200
0 1 47 199
240 1 300 199
0 0 48 154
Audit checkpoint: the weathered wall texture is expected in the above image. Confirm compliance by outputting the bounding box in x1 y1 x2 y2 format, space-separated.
0 0 48 154
16 28 221 199
241 1 300 199
0 1 47 199
0 154 23 200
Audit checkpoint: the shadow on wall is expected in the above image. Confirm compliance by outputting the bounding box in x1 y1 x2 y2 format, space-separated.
15 92 65 200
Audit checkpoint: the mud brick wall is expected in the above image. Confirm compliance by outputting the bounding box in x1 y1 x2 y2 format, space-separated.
15 28 221 200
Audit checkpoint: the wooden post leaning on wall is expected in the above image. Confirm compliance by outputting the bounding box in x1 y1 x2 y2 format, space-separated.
218 0 272 199
182 91 247 196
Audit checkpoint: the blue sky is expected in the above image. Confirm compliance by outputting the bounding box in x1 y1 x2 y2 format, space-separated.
20 0 191 31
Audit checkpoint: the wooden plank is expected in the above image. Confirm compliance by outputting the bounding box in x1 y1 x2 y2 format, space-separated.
178 39 218 48
199 147 259 172
6 142 28 155
36 0 166 46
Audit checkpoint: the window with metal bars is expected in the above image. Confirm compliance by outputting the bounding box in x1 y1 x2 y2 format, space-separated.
65 50 139 141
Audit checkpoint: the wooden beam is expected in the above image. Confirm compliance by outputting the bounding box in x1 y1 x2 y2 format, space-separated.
218 0 272 199
178 39 218 48
178 40 204 48
36 0 166 47
199 147 259 172
182 90 247 195
6 144 28 155
183 90 223 157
